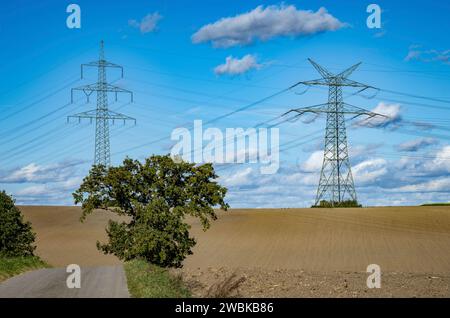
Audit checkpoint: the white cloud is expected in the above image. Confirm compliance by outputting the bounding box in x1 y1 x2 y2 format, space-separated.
355 102 401 128
217 145 450 207
405 45 450 65
16 185 49 196
214 55 261 75
393 177 450 193
425 145 450 173
129 12 162 34
349 144 382 162
12 176 83 205
397 137 438 152
221 167 254 186
192 4 345 48
0 161 84 183
300 151 323 172
233 147 259 162
405 50 421 62
352 158 387 184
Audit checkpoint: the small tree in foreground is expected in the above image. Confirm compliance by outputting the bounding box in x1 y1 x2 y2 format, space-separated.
73 155 229 268
0 191 36 257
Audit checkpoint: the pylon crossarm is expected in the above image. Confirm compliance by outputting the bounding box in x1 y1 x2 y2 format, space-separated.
307 58 334 79
341 103 379 115
338 78 374 88
336 62 362 79
282 103 329 117
341 103 389 120
290 79 329 89
83 60 122 69
72 83 131 93
81 61 123 79
68 110 135 121
106 110 136 121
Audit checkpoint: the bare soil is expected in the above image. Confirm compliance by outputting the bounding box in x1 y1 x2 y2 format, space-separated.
176 267 450 298
19 205 450 297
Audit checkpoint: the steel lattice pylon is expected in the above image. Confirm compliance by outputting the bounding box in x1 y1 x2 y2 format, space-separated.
68 41 135 166
282 59 387 206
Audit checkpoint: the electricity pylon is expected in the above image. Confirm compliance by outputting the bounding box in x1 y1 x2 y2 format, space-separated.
68 40 135 166
282 59 386 206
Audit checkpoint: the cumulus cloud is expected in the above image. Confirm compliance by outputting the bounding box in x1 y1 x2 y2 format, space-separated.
397 137 438 152
129 12 162 34
12 176 84 205
300 151 323 172
0 161 84 183
425 145 450 173
405 45 450 65
214 55 261 75
220 167 252 187
393 177 450 193
354 102 402 128
349 144 382 162
217 141 450 207
352 158 388 184
192 4 345 48
15 184 49 196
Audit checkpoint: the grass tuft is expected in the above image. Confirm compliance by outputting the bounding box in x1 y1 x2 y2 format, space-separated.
124 259 191 298
206 272 246 298
0 256 50 283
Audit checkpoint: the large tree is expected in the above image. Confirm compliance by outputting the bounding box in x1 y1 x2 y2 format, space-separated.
73 155 229 268
0 191 36 257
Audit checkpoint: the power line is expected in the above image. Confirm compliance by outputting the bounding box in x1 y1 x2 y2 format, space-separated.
379 88 450 105
0 77 80 124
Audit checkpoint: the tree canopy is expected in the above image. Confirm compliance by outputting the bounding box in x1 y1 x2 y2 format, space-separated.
73 155 229 268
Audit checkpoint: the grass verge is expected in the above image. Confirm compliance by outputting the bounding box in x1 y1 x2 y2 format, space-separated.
124 259 191 298
0 256 50 283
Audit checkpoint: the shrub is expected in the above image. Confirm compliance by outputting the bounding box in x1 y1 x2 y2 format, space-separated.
312 199 362 208
0 191 36 257
73 154 229 268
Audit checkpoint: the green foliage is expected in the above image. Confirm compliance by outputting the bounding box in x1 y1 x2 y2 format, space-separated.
73 154 229 268
421 202 450 206
124 258 191 298
0 256 49 283
312 200 362 208
0 191 36 257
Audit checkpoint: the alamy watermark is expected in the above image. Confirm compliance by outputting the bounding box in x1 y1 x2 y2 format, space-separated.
170 120 279 174
366 4 382 29
366 264 381 288
66 4 81 29
66 264 81 289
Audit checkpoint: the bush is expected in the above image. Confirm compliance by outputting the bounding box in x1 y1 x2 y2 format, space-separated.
0 191 36 257
312 199 362 208
73 154 229 268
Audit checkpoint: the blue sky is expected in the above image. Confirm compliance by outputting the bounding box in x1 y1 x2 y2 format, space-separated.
0 0 449 206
